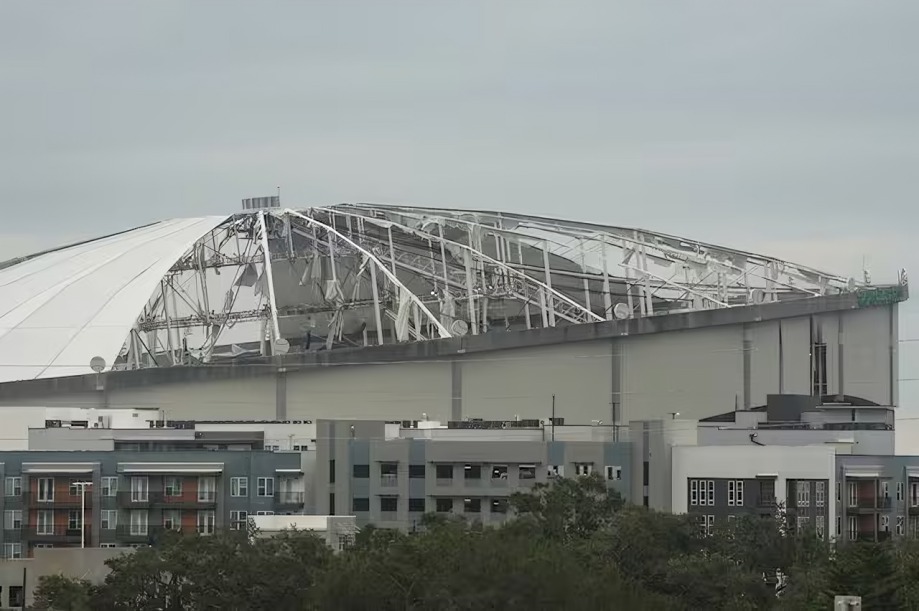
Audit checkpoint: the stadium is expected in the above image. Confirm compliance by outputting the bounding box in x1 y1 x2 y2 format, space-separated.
0 200 908 425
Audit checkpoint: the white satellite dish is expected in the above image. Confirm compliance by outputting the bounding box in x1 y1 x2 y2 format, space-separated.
450 320 469 336
272 338 290 355
89 356 106 373
751 289 766 305
613 303 630 320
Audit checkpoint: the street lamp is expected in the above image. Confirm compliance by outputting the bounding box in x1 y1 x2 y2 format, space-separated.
72 481 93 549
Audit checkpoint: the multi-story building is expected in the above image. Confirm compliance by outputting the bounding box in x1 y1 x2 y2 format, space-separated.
314 418 630 531
0 449 303 558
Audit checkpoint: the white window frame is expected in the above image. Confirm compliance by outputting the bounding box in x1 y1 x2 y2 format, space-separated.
897 515 905 536
101 476 118 497
3 542 22 559
728 480 735 506
706 480 715 505
736 480 744 506
163 509 181 531
547 465 564 478
38 477 54 503
230 510 248 530
690 480 699 506
898 482 904 501
3 509 22 530
37 510 54 535
197 476 216 502
847 515 858 540
68 509 82 531
816 518 825 540
796 481 810 507
164 477 183 498
130 510 148 536
4 477 21 497
131 476 149 503
796 515 810 531
197 510 216 535
881 514 890 531
257 477 275 497
728 480 743 507
605 465 622 481
574 463 593 477
816 481 825 507
101 510 117 530
230 477 248 497
849 481 859 507
910 482 919 507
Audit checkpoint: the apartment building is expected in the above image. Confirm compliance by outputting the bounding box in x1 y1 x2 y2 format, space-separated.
314 418 630 531
0 449 303 558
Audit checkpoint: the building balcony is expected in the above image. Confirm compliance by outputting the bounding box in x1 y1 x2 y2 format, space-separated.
755 496 776 512
114 525 165 544
24 495 92 509
380 474 398 487
847 497 892 513
23 526 84 543
852 530 892 542
275 491 305 507
116 491 217 508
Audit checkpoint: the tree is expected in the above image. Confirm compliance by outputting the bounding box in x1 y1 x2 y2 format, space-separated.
31 574 95 611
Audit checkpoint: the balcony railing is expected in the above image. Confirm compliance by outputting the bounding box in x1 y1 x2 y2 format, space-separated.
756 496 777 509
380 474 398 487
23 526 84 542
24 494 92 508
116 491 217 507
275 491 305 505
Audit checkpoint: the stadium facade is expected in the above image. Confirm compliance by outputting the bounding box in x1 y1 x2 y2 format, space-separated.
0 203 908 425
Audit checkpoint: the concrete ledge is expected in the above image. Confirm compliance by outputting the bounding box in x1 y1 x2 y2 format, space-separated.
0 290 899 399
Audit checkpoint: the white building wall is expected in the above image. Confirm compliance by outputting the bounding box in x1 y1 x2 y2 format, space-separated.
671 445 836 529
108 376 278 420
843 306 894 404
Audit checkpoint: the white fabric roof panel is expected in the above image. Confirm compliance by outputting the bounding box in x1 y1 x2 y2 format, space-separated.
0 216 228 383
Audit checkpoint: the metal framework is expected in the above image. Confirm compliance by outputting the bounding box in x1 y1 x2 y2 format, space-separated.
111 203 869 370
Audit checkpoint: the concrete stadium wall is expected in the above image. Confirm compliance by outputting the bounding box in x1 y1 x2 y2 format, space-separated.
0 303 899 426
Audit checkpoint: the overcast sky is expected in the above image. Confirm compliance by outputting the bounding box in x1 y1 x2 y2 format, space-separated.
1 1 917 409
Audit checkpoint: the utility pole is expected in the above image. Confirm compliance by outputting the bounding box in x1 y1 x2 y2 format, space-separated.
73 481 93 549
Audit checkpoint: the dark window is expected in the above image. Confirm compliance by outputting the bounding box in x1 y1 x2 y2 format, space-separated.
519 465 536 480
380 497 398 512
408 498 426 512
464 464 482 480
491 465 508 479
435 464 453 479
381 463 398 476
491 498 508 513
409 465 426 479
10 585 24 607
812 342 828 396
352 465 370 478
463 498 481 513
329 493 335 515
352 498 370 512
329 460 336 484
435 498 453 512
643 461 649 486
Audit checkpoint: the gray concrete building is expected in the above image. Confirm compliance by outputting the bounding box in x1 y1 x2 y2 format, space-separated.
0 448 302 558
314 419 631 531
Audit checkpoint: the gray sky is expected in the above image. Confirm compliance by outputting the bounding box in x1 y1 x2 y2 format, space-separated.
2 1 917 408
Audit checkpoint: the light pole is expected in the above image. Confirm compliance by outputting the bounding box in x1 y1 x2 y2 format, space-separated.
72 481 93 549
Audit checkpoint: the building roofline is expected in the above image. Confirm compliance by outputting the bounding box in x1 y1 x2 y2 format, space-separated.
0 290 902 400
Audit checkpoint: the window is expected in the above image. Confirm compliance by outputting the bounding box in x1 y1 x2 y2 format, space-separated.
409 465 426 479
435 464 453 479
329 493 335 515
816 517 825 540
464 464 482 480
699 515 714 536
796 516 810 533
463 498 481 513
163 510 181 531
380 463 398 485
130 510 148 536
910 482 919 507
230 477 248 497
230 510 248 530
881 514 890 532
605 465 622 481
3 542 22 559
849 482 859 507
435 498 452 512
898 482 904 501
837 516 842 536
198 477 216 502
9 585 24 608
69 481 81 497
728 481 744 507
37 510 54 535
408 498 425 512
4 476 21 497
547 465 564 478
68 509 82 531
519 465 536 480
257 477 274 497
796 481 810 507
101 476 118 497
812 341 827 396
37 477 54 502
131 476 149 502
256 511 274 516
690 479 714 505
3 510 22 530
101 510 117 530
100 543 118 549
197 510 216 535
837 482 841 502
492 465 508 480
352 498 370 512
847 516 858 541
882 481 890 499
352 465 370 478
491 498 508 514
816 481 825 507
690 480 699 506
329 460 336 484
897 515 905 536
574 463 593 477
380 497 398 512
164 477 182 497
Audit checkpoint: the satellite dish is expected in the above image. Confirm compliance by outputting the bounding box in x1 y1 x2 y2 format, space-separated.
89 356 106 373
613 303 630 320
751 289 766 305
450 320 469 336
272 338 290 355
